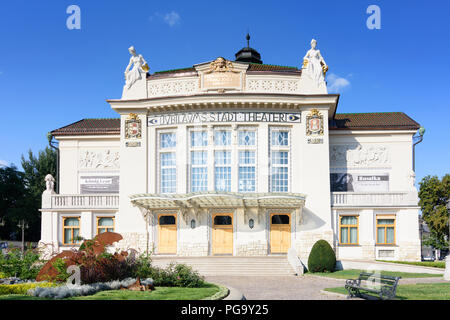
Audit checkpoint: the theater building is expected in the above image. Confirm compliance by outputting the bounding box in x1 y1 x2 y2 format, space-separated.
39 39 423 262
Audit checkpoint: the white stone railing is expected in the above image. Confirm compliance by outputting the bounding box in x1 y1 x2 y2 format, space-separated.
331 192 418 207
45 194 119 210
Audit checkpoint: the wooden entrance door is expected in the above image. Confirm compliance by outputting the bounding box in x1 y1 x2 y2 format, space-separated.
158 214 177 254
270 213 291 254
212 214 233 255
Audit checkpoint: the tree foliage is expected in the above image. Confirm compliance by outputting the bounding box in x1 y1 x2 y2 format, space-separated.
19 147 57 241
418 174 450 250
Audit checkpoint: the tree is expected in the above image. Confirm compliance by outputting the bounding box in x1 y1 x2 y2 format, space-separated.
418 174 450 251
0 165 30 240
19 147 57 242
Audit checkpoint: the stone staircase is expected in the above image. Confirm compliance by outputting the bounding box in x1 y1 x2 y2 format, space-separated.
151 256 297 276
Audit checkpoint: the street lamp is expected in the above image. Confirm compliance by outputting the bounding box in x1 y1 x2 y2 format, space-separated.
445 199 450 281
17 220 29 257
412 127 425 171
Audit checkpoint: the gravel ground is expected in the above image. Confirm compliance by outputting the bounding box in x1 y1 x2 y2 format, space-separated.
205 275 446 300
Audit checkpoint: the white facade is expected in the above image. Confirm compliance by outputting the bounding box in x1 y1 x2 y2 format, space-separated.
39 44 422 262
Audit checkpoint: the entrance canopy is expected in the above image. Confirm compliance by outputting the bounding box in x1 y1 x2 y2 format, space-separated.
130 192 306 210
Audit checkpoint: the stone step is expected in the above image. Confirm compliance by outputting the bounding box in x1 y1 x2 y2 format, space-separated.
150 256 296 276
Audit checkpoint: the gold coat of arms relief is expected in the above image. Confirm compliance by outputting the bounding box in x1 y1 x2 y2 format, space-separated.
125 113 142 139
306 109 324 136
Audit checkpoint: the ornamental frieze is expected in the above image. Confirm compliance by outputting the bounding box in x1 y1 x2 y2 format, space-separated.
330 144 390 167
79 150 120 169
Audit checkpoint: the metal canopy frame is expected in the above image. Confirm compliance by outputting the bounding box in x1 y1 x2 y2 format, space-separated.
130 192 306 211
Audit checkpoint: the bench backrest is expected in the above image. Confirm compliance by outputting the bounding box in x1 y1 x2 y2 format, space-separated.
358 272 401 287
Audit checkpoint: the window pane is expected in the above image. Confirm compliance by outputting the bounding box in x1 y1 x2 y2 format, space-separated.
340 227 348 244
378 219 394 225
73 228 80 243
377 227 385 244
161 153 176 166
386 227 395 244
191 131 207 147
239 151 255 165
271 151 288 165
341 216 357 225
215 167 231 191
271 215 290 225
271 131 289 146
271 167 288 192
161 133 176 148
214 151 231 165
161 168 176 193
191 167 207 192
214 131 231 146
350 227 358 244
98 217 114 227
191 151 207 165
238 167 255 192
214 215 232 225
64 218 79 226
64 228 72 243
159 216 176 225
238 131 255 146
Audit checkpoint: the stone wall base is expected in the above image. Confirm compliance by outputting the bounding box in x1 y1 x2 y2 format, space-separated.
178 243 208 256
236 241 268 256
396 242 421 261
114 232 151 254
294 230 334 262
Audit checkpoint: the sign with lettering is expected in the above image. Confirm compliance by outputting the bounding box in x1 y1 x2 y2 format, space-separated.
148 112 301 126
80 176 119 194
330 173 389 192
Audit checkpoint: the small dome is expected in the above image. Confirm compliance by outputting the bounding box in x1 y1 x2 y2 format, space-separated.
235 33 263 64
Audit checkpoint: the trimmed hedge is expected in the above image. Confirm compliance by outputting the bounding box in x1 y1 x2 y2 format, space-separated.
0 282 58 295
307 240 336 273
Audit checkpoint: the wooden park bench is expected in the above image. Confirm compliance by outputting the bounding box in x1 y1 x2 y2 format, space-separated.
345 272 401 300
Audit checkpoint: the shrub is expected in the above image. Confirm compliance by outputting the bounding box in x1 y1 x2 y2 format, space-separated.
144 263 204 288
0 282 58 295
0 247 42 279
307 239 336 273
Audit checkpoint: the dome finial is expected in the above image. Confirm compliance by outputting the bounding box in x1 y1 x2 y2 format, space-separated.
246 33 250 47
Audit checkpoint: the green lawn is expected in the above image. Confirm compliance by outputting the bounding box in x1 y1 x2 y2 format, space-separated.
324 282 450 300
0 283 224 300
309 269 443 279
376 260 445 269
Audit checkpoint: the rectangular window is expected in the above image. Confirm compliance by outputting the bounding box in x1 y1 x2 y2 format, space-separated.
214 150 231 191
270 129 290 192
238 128 257 192
239 151 256 192
63 217 81 245
97 217 115 234
214 130 231 146
159 131 176 193
339 215 358 245
377 217 395 245
190 130 208 192
191 151 208 192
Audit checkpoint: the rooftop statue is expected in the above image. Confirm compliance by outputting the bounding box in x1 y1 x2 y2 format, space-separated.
124 46 149 89
302 39 328 87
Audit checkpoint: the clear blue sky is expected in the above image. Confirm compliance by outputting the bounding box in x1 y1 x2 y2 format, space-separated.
0 0 449 186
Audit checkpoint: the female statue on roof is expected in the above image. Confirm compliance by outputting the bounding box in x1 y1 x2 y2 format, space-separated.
124 46 149 89
302 39 328 86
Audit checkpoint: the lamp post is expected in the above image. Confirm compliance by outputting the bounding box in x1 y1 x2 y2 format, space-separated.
445 199 450 281
17 220 29 257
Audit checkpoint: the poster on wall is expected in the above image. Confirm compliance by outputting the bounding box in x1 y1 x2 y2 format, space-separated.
330 173 389 192
80 176 119 194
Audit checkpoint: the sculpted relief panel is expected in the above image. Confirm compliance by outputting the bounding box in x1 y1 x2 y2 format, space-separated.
148 79 198 97
330 144 390 168
247 79 299 93
79 150 120 169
